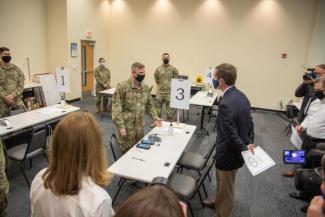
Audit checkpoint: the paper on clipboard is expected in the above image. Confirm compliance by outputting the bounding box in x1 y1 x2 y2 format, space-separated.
290 126 303 149
241 146 275 176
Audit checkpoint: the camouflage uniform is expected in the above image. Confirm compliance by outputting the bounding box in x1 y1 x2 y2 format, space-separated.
112 78 158 153
154 64 179 122
0 63 25 118
94 65 111 112
0 140 8 217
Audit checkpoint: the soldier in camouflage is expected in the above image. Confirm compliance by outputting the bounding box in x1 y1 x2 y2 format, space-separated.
154 53 179 122
95 58 111 113
0 139 8 217
112 62 162 153
0 47 25 118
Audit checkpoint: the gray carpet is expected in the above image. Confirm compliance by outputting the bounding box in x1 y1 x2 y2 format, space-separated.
5 96 307 217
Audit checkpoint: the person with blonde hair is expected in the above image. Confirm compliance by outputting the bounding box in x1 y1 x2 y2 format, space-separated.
30 112 114 217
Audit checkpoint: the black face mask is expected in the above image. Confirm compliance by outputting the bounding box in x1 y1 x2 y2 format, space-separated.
163 59 169 64
135 73 145 82
1 56 11 64
315 91 325 100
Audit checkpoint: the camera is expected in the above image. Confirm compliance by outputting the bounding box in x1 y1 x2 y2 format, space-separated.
303 68 317 81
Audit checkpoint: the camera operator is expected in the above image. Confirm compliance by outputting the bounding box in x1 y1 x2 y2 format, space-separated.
297 76 325 140
295 64 325 123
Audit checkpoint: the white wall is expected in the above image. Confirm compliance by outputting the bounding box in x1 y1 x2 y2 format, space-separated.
0 0 48 80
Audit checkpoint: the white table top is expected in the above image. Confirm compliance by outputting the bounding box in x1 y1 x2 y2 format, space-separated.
0 104 80 136
190 91 218 107
100 87 157 96
108 122 196 183
24 81 42 89
99 88 116 95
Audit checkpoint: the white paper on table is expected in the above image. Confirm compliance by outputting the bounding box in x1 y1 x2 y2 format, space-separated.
36 107 64 115
241 146 275 176
290 126 303 149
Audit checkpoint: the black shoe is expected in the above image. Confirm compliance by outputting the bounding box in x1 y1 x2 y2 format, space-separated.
300 205 309 213
289 192 311 202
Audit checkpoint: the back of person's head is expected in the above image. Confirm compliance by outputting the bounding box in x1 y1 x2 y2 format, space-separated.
215 63 237 86
0 47 9 54
43 112 112 195
114 185 185 217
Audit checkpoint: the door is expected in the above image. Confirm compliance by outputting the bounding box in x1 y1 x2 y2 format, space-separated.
81 40 95 97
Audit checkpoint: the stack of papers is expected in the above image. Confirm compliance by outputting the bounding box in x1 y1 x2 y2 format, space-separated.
242 146 275 176
290 126 303 149
36 107 64 115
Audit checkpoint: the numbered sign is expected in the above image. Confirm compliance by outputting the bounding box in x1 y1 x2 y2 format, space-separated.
204 67 214 85
170 79 191 110
56 67 70 93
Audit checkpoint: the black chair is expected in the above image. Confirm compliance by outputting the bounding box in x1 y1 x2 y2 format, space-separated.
6 126 48 188
109 134 126 204
284 105 299 136
177 143 215 198
169 155 216 217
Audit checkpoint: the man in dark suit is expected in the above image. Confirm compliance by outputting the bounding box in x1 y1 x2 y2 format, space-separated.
203 63 254 217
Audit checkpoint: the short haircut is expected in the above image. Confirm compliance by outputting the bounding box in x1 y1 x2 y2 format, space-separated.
162 52 170 56
0 47 9 54
99 57 104 62
215 63 237 85
114 185 185 217
316 64 325 70
131 62 145 71
43 112 112 195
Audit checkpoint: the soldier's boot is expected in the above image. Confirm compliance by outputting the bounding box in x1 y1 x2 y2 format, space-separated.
96 106 101 114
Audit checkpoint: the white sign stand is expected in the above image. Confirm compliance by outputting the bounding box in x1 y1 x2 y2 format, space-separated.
56 67 71 107
170 78 191 128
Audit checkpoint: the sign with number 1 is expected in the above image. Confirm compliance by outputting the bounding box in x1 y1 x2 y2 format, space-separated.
56 67 70 93
170 79 191 110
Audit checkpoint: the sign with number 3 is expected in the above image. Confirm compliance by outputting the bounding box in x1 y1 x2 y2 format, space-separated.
170 78 191 110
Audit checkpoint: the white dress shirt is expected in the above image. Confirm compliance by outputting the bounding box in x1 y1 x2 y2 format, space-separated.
304 99 325 139
30 169 115 217
300 98 322 129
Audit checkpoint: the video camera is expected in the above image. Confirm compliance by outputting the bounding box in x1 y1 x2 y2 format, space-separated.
303 68 318 81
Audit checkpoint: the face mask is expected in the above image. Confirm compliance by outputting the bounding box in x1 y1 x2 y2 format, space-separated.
135 73 145 82
212 79 219 89
163 59 169 64
315 90 325 100
1 56 11 64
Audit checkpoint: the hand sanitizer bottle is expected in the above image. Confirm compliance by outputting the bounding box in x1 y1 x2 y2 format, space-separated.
168 122 174 136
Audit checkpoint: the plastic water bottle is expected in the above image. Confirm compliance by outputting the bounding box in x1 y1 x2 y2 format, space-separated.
168 123 174 136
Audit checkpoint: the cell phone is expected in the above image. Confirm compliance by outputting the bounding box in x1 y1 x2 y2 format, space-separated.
283 150 305 164
136 143 151 150
141 139 155 145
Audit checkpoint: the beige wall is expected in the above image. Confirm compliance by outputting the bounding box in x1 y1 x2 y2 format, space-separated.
0 0 48 80
105 0 319 110
2 0 324 109
66 0 110 100
46 0 68 77
307 0 325 66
